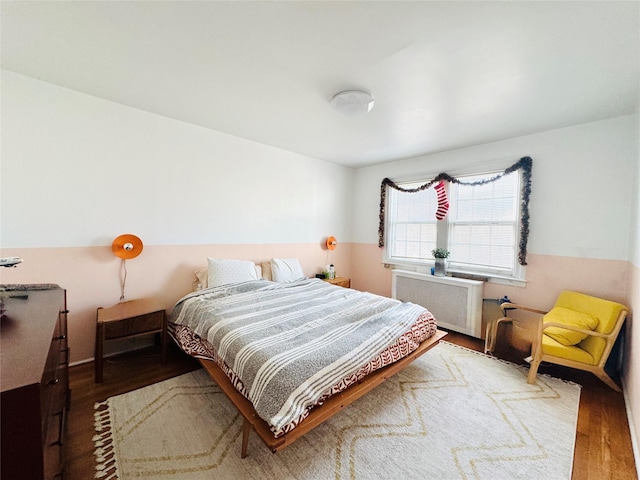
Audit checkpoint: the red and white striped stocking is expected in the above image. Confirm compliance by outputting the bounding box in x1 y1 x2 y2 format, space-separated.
434 180 449 220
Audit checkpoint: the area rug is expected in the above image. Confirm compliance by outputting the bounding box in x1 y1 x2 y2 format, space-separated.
93 342 580 480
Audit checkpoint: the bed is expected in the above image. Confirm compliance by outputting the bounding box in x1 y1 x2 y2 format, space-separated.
169 258 445 457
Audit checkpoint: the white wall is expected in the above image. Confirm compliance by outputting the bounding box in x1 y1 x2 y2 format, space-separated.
353 115 637 261
632 119 640 268
625 115 640 470
1 70 354 248
0 70 355 363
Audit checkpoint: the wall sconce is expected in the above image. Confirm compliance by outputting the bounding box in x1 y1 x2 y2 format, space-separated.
111 234 143 301
324 236 338 278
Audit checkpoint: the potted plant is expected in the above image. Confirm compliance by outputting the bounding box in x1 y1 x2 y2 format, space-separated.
431 248 450 276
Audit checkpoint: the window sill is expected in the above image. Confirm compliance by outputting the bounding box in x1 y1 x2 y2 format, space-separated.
384 262 527 288
448 270 527 287
485 274 527 288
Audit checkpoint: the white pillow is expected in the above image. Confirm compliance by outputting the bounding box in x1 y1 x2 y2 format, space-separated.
270 258 305 283
195 263 263 289
207 258 260 287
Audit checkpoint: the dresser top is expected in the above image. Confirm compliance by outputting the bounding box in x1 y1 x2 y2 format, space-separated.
1 285 64 392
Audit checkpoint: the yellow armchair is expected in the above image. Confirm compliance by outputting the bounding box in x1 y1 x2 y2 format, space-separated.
487 291 628 391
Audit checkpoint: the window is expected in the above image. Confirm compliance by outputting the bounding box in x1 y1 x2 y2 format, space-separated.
384 170 524 282
448 173 520 275
387 183 438 262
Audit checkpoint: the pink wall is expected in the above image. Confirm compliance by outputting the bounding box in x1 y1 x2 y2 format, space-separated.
351 242 638 427
351 243 630 309
0 241 631 373
0 243 352 364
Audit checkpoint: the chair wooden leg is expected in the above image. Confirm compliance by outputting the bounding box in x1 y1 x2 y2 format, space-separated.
595 370 622 392
484 317 512 354
484 321 495 354
527 358 541 384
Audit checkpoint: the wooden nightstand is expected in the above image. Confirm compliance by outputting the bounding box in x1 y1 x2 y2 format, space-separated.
323 277 351 288
94 298 167 383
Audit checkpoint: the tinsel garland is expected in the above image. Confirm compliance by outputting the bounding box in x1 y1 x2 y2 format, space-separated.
378 156 532 265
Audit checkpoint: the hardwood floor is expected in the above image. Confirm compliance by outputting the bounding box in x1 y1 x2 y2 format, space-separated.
64 344 201 480
64 333 637 479
448 330 638 480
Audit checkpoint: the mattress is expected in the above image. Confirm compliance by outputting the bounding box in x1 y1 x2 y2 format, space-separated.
169 278 437 437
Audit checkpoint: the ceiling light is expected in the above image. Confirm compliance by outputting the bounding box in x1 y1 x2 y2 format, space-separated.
330 90 374 117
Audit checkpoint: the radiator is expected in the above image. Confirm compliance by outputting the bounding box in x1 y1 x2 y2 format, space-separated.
392 270 484 338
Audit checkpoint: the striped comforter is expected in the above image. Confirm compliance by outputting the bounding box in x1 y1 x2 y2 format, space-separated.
170 278 437 436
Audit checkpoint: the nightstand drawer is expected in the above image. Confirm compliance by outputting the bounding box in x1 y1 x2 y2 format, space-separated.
102 311 164 339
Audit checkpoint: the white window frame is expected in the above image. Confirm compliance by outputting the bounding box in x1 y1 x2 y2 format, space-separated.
382 165 527 287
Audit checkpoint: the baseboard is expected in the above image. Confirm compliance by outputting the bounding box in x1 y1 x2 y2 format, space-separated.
69 357 93 368
622 377 640 475
69 338 157 367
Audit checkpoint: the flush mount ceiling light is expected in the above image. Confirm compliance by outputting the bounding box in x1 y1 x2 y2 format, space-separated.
330 90 374 117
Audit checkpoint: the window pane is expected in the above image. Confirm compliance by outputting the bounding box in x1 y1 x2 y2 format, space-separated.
406 223 421 241
449 172 519 273
406 241 421 258
391 240 406 258
386 184 437 262
395 223 407 241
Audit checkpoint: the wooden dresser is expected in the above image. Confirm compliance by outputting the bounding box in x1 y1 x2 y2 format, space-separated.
1 284 70 480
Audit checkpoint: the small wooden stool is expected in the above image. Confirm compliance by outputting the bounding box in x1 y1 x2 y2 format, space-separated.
95 298 167 383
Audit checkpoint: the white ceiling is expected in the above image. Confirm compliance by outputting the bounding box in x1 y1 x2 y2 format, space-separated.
2 1 638 168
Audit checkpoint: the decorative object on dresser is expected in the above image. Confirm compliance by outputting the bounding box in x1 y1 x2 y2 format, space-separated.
94 298 167 383
0 256 23 267
1 284 70 480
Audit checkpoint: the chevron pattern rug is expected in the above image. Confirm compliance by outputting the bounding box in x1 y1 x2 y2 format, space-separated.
94 342 580 480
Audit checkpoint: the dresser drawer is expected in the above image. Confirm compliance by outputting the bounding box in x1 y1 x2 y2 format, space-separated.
40 333 62 433
43 441 63 480
1 286 69 480
44 408 64 479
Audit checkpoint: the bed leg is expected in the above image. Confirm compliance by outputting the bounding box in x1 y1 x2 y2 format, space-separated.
241 418 251 458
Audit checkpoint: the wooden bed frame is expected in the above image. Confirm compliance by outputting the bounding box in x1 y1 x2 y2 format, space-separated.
199 328 448 458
